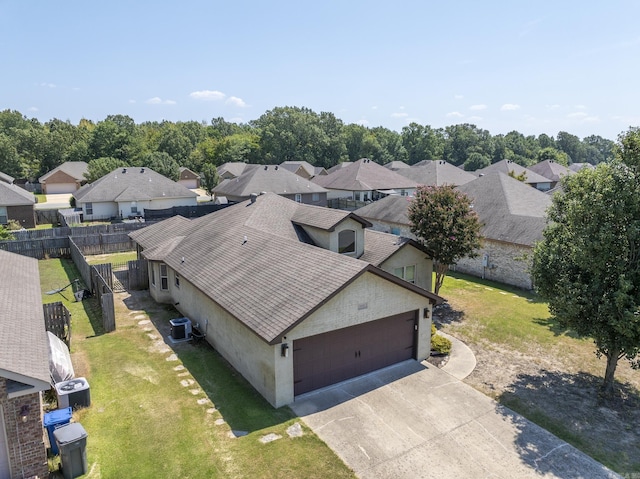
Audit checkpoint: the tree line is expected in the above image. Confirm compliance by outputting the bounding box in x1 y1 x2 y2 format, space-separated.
0 106 618 182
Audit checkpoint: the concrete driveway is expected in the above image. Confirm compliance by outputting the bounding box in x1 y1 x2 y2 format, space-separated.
36 193 72 210
290 361 618 479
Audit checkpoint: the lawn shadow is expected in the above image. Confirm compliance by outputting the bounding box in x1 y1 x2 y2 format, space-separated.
445 271 547 304
532 316 584 339
120 290 294 434
496 369 640 475
432 302 465 326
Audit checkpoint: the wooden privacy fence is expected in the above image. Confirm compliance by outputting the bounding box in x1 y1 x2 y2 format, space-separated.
10 222 149 241
0 237 70 259
71 233 135 255
43 302 72 348
127 259 149 290
91 265 115 333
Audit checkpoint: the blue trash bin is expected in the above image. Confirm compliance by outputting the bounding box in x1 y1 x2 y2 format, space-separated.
43 407 72 455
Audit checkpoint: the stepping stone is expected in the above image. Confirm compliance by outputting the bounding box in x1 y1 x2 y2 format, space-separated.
166 354 178 361
259 433 281 444
189 388 201 395
215 418 225 426
197 398 209 405
147 333 158 340
143 327 153 332
138 319 150 325
286 423 303 438
180 379 195 387
177 372 190 377
499 292 507 295
229 430 248 438
206 408 217 414
135 315 147 320
173 365 185 371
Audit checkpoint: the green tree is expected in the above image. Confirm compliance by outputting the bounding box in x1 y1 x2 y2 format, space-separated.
408 185 482 294
201 162 219 200
535 147 570 166
556 131 584 164
401 123 445 164
531 161 640 394
142 151 180 181
0 224 14 240
463 152 490 171
85 157 129 182
616 127 640 169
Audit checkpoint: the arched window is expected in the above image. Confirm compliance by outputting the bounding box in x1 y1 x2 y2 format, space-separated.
338 229 356 254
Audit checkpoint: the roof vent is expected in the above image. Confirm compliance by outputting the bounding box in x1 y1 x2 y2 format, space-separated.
264 165 268 170
275 165 278 170
250 193 258 203
122 168 127 173
140 168 145 173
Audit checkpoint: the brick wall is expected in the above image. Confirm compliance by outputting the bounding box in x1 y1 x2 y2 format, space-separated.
0 378 49 479
7 205 36 229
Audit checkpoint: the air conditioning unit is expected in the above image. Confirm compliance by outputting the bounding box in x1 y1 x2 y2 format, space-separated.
55 377 91 409
170 318 192 340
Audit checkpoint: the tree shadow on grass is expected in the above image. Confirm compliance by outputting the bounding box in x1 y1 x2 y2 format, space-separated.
532 316 584 339
432 302 465 326
120 290 294 434
496 369 640 476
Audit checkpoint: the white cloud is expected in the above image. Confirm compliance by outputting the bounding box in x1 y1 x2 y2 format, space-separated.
446 111 464 118
28 106 38 112
469 104 487 111
574 104 587 110
226 96 247 108
567 112 588 119
146 97 176 105
40 82 56 88
228 117 244 124
454 94 464 100
371 106 378 110
501 103 520 111
356 119 370 126
189 90 226 101
391 112 408 118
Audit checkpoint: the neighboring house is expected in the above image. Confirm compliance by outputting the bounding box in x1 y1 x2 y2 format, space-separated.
178 167 200 189
217 162 250 180
397 160 477 186
325 161 352 174
0 250 50 479
130 193 440 407
313 158 418 202
569 162 595 172
384 161 410 171
73 167 198 221
38 161 88 194
474 159 553 191
527 160 574 189
0 171 14 184
0 181 37 228
213 164 329 206
279 161 328 179
355 172 552 290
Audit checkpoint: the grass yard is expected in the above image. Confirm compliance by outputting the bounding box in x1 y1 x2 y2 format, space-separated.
437 271 640 473
85 251 138 265
36 194 47 203
40 258 354 479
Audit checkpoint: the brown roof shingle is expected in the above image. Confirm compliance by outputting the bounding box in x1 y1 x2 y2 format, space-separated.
313 158 418 192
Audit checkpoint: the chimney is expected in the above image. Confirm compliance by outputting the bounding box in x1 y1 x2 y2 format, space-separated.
250 193 258 204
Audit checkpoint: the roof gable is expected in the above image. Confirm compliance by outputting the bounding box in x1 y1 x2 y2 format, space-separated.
213 164 327 197
39 161 88 182
397 160 476 186
0 181 35 206
475 160 551 185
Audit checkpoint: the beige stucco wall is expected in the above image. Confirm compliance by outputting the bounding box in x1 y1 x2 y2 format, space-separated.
147 264 433 408
453 239 534 290
378 244 433 292
303 218 365 258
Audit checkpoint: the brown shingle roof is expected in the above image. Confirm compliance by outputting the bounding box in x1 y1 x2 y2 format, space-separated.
0 250 49 386
528 160 575 183
474 159 551 186
354 195 413 225
397 160 476 186
360 230 414 265
39 161 88 182
130 194 439 344
313 158 418 192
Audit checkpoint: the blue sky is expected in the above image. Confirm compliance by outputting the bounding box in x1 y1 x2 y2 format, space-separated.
1 0 639 140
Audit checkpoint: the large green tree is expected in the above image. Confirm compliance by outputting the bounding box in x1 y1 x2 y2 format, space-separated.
141 151 180 181
85 157 129 182
201 162 219 200
531 161 640 394
408 185 482 294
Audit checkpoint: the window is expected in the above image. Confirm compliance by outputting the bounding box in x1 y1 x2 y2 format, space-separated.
175 272 180 288
295 194 302 203
160 264 168 290
338 229 356 254
354 192 361 201
401 190 408 197
85 202 93 215
394 265 416 283
312 193 320 202
0 206 7 224
151 264 156 286
131 201 138 214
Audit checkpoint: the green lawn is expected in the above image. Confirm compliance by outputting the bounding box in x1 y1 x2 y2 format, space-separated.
85 251 139 265
40 259 354 478
36 194 47 204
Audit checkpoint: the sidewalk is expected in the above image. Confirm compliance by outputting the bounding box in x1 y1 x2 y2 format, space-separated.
439 331 476 380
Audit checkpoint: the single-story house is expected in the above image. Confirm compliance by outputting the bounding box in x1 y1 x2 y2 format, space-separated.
0 250 50 479
569 162 595 172
355 172 552 290
325 162 352 174
213 164 329 206
38 161 88 194
130 193 440 407
73 167 198 221
383 161 410 171
396 160 477 186
528 160 575 189
279 161 328 179
473 159 553 191
0 181 37 228
313 158 418 203
178 167 200 189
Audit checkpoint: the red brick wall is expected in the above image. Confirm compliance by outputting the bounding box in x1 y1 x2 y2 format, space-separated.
0 378 49 479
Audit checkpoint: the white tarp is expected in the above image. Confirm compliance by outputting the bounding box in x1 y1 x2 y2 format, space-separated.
47 331 74 385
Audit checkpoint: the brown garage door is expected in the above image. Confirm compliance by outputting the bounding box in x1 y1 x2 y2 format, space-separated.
293 311 418 396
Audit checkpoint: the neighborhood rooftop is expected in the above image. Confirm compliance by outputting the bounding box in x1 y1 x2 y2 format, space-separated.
0 180 36 205
313 158 418 192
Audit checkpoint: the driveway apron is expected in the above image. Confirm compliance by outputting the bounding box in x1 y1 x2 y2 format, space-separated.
290 361 618 479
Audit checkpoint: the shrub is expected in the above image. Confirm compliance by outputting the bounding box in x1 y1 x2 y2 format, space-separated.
431 323 452 355
6 219 21 230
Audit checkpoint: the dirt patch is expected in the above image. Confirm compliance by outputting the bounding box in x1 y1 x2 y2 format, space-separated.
434 303 640 473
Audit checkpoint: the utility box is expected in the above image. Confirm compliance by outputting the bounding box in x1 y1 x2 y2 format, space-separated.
55 377 91 409
53 422 88 479
43 407 72 455
170 317 192 340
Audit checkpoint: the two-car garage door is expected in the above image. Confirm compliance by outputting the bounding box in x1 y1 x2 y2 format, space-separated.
293 311 418 396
